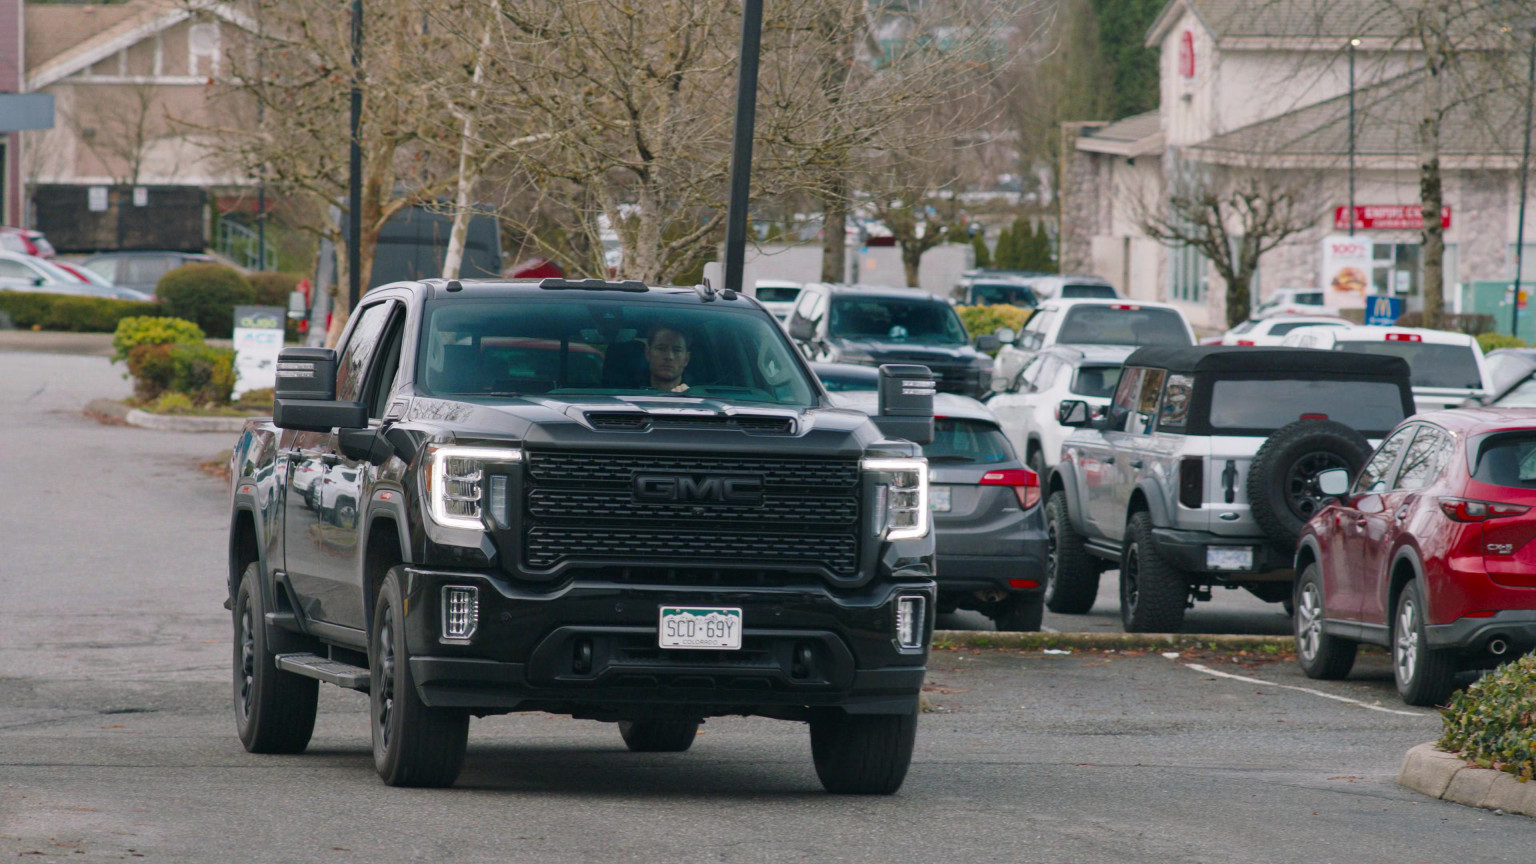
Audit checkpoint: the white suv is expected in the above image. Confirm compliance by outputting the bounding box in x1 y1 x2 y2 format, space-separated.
991 298 1196 392
1219 315 1351 347
1281 324 1491 412
987 344 1134 478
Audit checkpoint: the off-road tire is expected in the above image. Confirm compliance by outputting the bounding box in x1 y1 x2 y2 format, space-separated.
993 594 1045 632
371 567 470 787
1120 512 1188 633
1027 447 1047 485
619 719 701 752
1293 563 1357 680
1393 581 1458 707
1248 419 1371 546
233 563 318 754
810 710 917 795
1045 492 1099 614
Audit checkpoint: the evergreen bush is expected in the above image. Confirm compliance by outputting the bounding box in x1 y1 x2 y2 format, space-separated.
156 264 256 338
1440 653 1536 782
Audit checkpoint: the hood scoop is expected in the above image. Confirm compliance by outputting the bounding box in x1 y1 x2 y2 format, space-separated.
585 410 795 435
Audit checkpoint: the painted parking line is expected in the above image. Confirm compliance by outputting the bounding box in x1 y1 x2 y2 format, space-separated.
1175 659 1426 717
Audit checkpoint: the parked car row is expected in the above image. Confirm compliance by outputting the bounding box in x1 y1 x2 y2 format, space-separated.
0 225 226 305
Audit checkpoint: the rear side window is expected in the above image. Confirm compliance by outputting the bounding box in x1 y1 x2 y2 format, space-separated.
923 419 1014 464
1207 379 1407 437
1333 340 1483 390
1472 433 1536 489
1396 426 1452 491
1070 364 1122 398
1055 307 1191 347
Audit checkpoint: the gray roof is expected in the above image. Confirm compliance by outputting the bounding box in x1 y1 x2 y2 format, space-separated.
1077 111 1163 156
1149 0 1500 45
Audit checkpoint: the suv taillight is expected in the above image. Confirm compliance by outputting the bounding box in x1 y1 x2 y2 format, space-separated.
1179 458 1203 509
1438 497 1530 522
981 468 1040 509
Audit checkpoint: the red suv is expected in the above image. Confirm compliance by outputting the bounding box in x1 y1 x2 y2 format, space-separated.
1294 409 1536 705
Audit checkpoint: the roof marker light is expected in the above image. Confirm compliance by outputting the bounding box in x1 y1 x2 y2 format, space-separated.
1386 333 1422 342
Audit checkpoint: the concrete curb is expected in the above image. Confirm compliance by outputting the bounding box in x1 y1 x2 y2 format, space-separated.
932 630 1294 652
84 398 131 421
85 398 249 433
1398 743 1536 818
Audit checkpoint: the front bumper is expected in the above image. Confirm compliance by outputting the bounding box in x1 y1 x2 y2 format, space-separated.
1150 528 1292 579
1425 609 1536 653
398 567 934 719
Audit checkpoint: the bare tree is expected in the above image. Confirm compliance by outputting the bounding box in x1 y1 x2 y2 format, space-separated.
59 83 163 186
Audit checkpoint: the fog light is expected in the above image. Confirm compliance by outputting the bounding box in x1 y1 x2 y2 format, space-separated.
489 475 509 527
441 586 479 642
896 595 926 649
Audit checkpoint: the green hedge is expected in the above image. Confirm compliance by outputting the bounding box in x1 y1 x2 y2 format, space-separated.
126 341 235 404
112 315 205 363
957 304 1032 339
1478 332 1528 353
0 291 162 333
157 264 256 338
1440 653 1536 782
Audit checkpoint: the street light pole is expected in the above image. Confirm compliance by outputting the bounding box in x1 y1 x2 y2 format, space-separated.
348 0 363 313
1513 26 1536 338
722 0 764 295
1348 38 1359 236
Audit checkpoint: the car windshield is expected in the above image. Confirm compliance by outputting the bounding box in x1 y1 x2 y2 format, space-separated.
1070 364 1123 398
827 297 969 345
1332 340 1483 389
969 282 1037 307
418 297 817 406
756 287 800 303
1493 376 1536 407
1060 284 1116 299
1268 320 1344 336
1473 433 1536 489
1207 379 1407 437
923 419 1014 463
1055 306 1191 347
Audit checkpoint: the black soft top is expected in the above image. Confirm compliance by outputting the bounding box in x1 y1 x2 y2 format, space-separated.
1125 345 1410 380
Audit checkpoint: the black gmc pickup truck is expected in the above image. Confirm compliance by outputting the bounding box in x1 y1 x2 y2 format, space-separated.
226 277 938 792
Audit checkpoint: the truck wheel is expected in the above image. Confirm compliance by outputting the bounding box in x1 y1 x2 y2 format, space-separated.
1045 492 1099 614
619 719 701 752
1294 564 1356 680
1120 512 1187 633
992 595 1044 632
1248 419 1371 546
809 710 917 795
371 567 469 787
233 564 318 754
1393 581 1458 707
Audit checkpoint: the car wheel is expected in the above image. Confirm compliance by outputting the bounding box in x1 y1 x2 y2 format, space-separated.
992 594 1044 632
336 499 358 529
809 710 917 795
1293 563 1356 679
1248 419 1371 546
232 562 318 754
619 719 701 752
371 566 470 787
1393 581 1458 707
1120 512 1187 633
1027 448 1047 484
1044 492 1099 614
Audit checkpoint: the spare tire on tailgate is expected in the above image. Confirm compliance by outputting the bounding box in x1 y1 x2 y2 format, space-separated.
1247 418 1372 546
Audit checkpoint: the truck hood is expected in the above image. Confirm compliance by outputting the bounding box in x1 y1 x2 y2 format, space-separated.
835 339 988 366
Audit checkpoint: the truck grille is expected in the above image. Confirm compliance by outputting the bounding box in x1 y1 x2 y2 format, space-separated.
522 450 862 575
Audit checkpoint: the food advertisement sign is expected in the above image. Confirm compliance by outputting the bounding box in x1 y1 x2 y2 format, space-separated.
1320 235 1371 309
232 305 286 398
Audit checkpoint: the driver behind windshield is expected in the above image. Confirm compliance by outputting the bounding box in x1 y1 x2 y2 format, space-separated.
645 325 691 392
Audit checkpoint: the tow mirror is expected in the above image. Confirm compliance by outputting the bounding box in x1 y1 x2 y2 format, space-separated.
273 347 366 432
1317 468 1351 498
873 364 935 445
995 327 1016 345
975 333 1001 353
1057 399 1091 427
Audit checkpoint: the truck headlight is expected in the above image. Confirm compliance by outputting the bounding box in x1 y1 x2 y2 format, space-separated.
863 457 929 541
424 445 522 530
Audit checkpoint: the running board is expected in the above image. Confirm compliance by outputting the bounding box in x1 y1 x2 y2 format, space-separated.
276 653 370 691
1084 540 1122 562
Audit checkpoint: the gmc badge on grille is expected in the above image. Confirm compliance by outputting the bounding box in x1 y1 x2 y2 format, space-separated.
633 474 764 506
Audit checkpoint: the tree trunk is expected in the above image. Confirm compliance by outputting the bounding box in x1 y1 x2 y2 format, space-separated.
1418 2 1449 330
821 186 847 283
902 245 922 288
443 15 493 280
1226 266 1254 328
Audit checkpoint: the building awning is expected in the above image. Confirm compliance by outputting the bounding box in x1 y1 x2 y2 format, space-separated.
1076 110 1163 158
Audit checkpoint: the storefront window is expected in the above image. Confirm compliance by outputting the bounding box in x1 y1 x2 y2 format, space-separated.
1368 242 1456 309
1170 243 1208 304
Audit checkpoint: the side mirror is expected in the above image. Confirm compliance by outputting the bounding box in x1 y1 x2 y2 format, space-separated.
1057 400 1092 427
273 347 367 432
873 364 935 445
1317 467 1351 498
287 289 308 320
32 276 45 287
995 327 1016 345
975 333 1001 353
788 315 815 342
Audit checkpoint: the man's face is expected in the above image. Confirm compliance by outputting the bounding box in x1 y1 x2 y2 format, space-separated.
646 329 689 385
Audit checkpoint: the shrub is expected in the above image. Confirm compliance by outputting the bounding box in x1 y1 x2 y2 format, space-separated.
235 387 274 411
113 315 204 363
168 343 237 405
1439 653 1536 782
1478 332 1528 353
247 271 302 306
957 304 1032 339
126 343 177 401
149 392 196 415
0 292 161 333
157 264 256 338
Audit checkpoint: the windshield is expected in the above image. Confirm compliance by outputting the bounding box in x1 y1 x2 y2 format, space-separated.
969 283 1038 307
828 297 969 345
1208 379 1407 437
1070 364 1123 398
418 297 817 406
923 419 1014 464
1055 306 1191 347
1333 340 1483 390
756 287 801 303
1268 319 1345 336
1060 283 1116 299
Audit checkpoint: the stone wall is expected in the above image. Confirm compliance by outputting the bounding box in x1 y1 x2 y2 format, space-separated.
1058 124 1107 275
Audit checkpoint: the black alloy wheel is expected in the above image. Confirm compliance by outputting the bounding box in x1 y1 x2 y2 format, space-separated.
1284 451 1351 523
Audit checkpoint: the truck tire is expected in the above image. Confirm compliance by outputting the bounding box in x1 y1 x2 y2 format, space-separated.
993 594 1044 632
1393 581 1458 707
1120 512 1187 633
1294 563 1356 680
233 563 318 754
619 719 701 752
1045 492 1099 614
810 710 917 795
1248 419 1371 546
371 567 470 787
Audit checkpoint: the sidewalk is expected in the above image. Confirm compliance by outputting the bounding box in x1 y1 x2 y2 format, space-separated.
0 331 114 356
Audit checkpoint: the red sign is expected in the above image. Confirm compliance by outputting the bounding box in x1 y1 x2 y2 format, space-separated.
1179 31 1195 78
1334 205 1452 230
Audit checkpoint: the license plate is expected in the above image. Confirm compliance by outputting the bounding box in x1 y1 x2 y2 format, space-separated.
658 606 742 650
1206 547 1254 570
930 485 952 512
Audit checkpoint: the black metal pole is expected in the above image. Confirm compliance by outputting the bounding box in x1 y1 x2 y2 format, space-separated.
722 0 764 295
1348 38 1358 236
1513 29 1536 338
348 0 363 312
